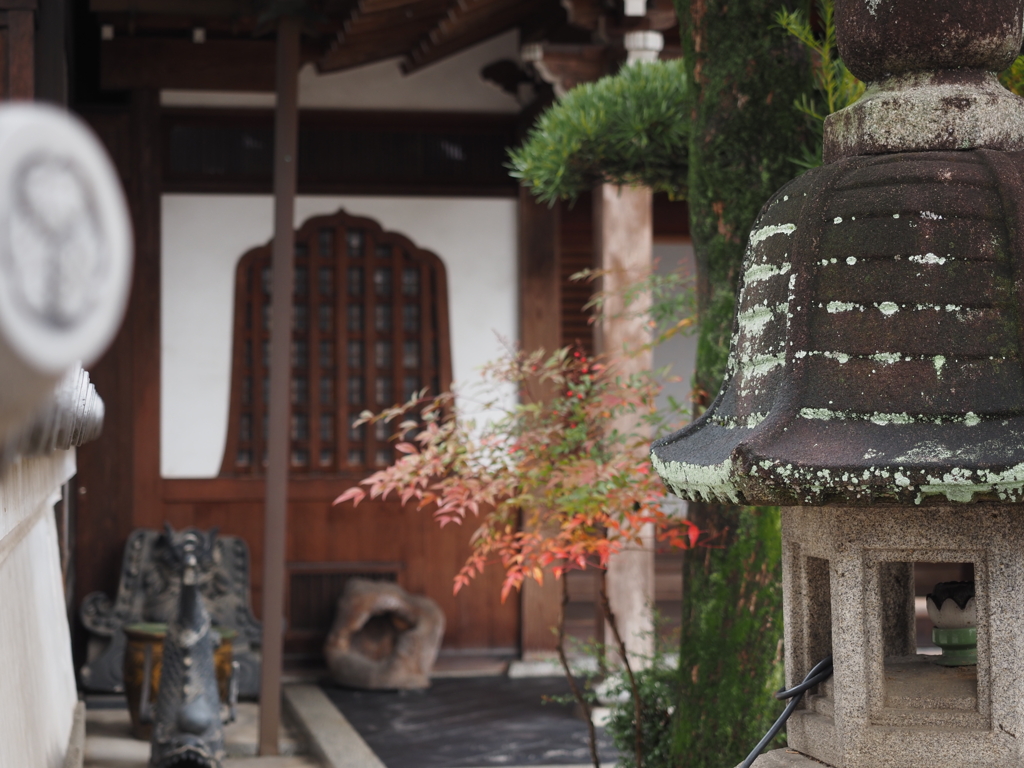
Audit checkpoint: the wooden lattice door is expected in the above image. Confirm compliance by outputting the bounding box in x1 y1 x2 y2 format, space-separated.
220 210 452 476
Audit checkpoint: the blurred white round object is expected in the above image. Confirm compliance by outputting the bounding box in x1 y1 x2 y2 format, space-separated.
0 104 131 435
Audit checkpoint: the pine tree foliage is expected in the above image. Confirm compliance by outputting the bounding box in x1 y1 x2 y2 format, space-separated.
778 0 1024 169
508 60 689 204
776 0 864 168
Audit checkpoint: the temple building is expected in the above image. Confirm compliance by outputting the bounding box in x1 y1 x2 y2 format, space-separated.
64 0 695 679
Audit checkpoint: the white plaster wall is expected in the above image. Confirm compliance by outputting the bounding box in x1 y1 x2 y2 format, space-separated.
161 194 518 478
0 450 78 768
651 242 696 520
161 30 520 113
652 242 698 429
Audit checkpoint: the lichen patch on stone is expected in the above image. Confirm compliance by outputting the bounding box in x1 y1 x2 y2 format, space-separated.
748 223 797 248
743 262 792 284
909 253 946 265
827 301 859 313
871 352 901 364
737 304 779 336
711 412 768 429
650 451 740 503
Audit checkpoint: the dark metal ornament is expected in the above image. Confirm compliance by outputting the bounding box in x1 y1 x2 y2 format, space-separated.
79 528 262 698
149 526 226 768
652 0 1024 508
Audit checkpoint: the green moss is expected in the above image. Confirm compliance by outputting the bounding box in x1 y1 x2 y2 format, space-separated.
672 0 810 764
694 288 736 405
673 506 786 764
683 0 810 403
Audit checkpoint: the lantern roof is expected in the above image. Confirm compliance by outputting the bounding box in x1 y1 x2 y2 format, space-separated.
652 0 1024 507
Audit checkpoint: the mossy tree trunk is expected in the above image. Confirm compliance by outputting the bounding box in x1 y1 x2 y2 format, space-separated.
672 1 810 765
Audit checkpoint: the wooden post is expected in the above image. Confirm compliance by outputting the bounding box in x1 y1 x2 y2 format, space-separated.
36 0 67 104
5 4 33 99
593 183 654 662
131 88 163 531
259 14 299 757
517 187 564 657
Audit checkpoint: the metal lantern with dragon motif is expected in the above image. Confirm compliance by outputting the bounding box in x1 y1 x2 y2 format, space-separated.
653 0 1024 765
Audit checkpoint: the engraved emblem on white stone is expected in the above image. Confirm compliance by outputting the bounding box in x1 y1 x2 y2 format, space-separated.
0 104 131 374
0 104 131 439
6 155 107 330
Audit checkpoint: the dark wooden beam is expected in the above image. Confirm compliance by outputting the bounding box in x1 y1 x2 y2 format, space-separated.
36 0 68 103
611 0 676 32
402 0 545 74
561 0 601 30
339 18 437 46
317 0 437 69
518 186 561 375
129 89 164 532
341 0 446 40
90 0 245 16
522 42 610 95
6 9 34 98
74 93 163 663
358 0 419 10
317 33 421 71
101 38 278 91
74 108 137 633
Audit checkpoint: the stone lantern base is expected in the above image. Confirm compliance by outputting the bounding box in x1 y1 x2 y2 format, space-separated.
742 749 821 767
777 505 1024 768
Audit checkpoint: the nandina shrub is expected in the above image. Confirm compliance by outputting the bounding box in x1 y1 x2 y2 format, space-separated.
336 346 697 598
335 344 700 768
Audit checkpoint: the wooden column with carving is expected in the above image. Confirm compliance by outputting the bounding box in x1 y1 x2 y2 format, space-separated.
517 187 563 656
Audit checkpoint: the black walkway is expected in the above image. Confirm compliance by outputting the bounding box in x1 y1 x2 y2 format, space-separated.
322 676 620 768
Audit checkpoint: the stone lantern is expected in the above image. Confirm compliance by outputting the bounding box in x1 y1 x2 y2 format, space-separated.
652 1 1024 766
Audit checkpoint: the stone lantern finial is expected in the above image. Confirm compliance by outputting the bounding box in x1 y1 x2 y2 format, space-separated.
825 0 1024 160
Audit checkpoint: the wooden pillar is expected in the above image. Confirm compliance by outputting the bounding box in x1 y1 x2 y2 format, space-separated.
76 90 161 610
130 88 163 530
259 15 299 756
35 0 67 104
517 187 564 657
593 183 655 661
3 0 33 99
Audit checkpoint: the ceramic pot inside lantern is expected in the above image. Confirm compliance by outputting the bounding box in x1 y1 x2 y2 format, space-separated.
927 581 977 667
